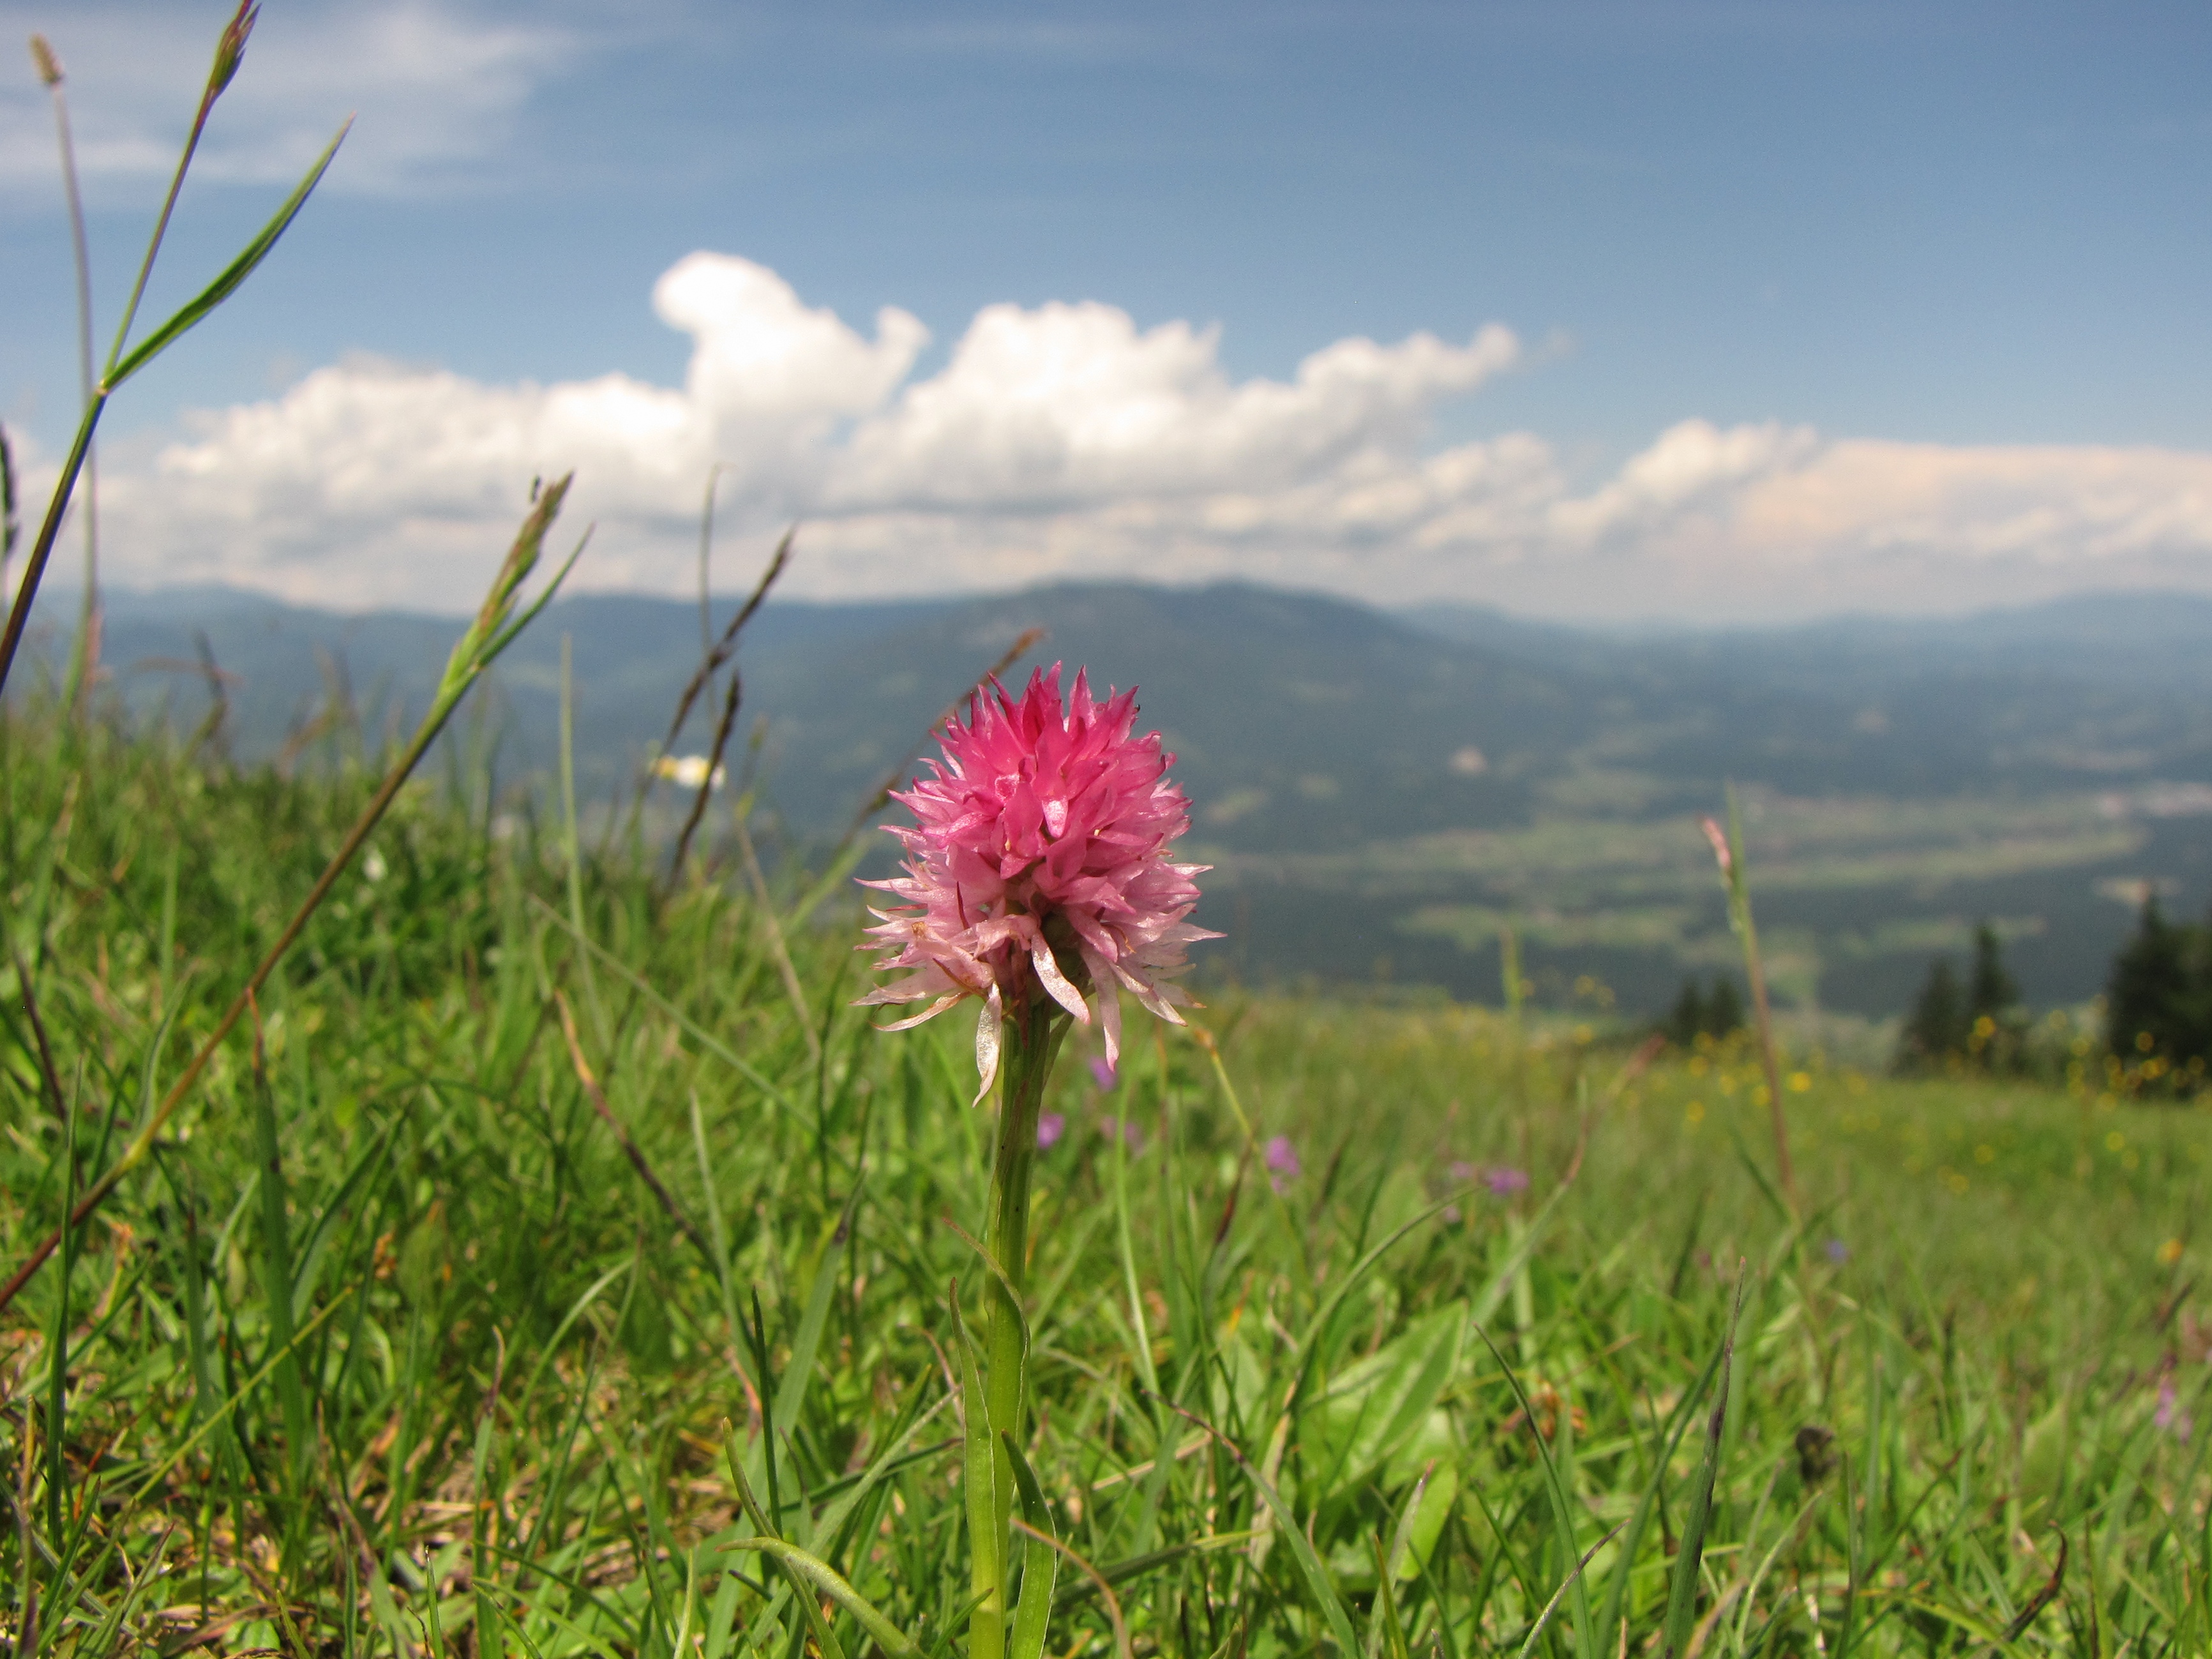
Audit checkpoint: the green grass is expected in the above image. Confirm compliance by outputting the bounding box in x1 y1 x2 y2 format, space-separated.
3 711 2210 1657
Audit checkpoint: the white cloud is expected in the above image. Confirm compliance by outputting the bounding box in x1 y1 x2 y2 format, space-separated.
832 304 1517 511
1547 417 1821 546
1557 430 2212 619
22 248 2212 620
1734 440 2212 565
0 1 577 199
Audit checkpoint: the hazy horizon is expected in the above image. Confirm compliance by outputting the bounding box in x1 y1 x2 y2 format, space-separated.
21 568 2212 636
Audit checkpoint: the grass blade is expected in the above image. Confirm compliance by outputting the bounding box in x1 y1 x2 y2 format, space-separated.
1593 1318 1733 1656
1160 1398 1360 1656
1003 1432 1060 1659
1517 1523 1627 1659
726 1537 919 1658
1663 1268 1749 1658
1469 1320 1597 1659
107 121 350 390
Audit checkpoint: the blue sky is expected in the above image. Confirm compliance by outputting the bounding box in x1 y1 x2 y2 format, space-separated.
4 0 2211 620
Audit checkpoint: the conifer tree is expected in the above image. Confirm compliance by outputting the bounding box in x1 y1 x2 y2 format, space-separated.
1897 956 1967 1070
1664 973 1744 1046
1665 977 1706 1047
2105 897 2212 1070
1964 922 2024 1069
1706 973 1744 1038
1968 923 2019 1025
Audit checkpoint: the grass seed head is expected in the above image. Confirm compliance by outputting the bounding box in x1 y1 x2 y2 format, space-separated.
209 3 259 98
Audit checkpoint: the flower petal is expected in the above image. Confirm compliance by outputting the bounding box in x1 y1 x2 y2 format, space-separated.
1032 935 1092 1023
873 994 961 1032
1085 947 1124 1072
974 986 1004 1107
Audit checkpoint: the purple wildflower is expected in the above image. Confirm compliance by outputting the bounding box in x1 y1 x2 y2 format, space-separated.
1090 1055 1118 1092
1825 1238 1849 1265
1265 1134 1301 1192
1036 1112 1065 1150
1101 1115 1145 1154
2156 1377 2195 1442
1484 1166 1530 1197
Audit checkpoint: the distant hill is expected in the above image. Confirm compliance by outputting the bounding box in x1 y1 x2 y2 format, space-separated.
1403 592 2212 691
15 580 2212 1022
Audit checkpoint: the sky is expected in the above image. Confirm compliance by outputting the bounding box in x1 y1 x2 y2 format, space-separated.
3 0 2210 622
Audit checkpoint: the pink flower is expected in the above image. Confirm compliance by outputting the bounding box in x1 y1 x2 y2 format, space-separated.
1701 816 1733 878
1036 1112 1066 1150
859 664 1218 1101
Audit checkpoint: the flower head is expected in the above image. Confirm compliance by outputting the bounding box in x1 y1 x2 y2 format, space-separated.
1264 1134 1301 1191
859 663 1218 1099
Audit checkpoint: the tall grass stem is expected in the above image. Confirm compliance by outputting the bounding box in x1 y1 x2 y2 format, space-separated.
1705 792 1798 1207
0 77 345 703
559 631 608 1044
103 3 255 379
31 35 100 718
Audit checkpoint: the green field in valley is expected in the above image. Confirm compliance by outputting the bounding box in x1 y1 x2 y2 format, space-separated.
1205 786 2172 1017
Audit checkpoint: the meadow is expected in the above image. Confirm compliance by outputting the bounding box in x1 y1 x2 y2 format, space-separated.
2 699 2208 1657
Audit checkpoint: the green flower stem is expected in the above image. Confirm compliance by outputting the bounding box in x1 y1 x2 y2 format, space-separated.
974 993 1070 1659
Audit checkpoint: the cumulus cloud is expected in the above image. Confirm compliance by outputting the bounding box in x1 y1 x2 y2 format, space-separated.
144 255 928 544
0 0 576 198
832 304 1518 511
73 251 1527 607
27 248 2212 620
1548 418 1821 546
1560 431 2212 619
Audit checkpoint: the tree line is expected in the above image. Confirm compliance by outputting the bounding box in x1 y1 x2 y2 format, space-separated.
1895 901 2212 1088
1662 900 2212 1090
